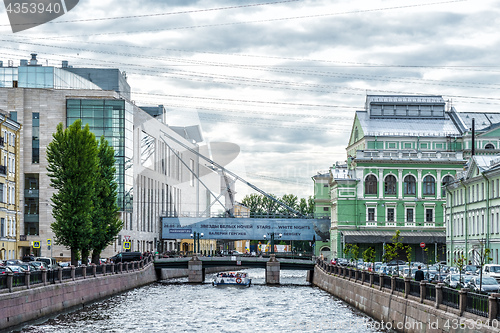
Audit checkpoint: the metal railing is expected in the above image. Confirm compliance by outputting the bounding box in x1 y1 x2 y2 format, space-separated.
442 287 460 309
373 274 380 286
86 265 93 276
395 278 405 293
363 272 371 284
425 283 436 301
75 266 84 278
409 280 420 297
62 268 72 280
0 274 7 289
382 275 392 289
12 273 25 287
30 270 43 285
466 292 489 318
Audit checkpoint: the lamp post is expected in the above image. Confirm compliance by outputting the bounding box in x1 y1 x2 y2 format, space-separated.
263 232 282 254
190 232 204 255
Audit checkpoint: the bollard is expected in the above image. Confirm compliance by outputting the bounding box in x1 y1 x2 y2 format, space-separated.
41 268 47 286
435 283 444 309
361 271 366 285
488 293 500 324
111 263 115 274
82 265 87 279
119 262 123 274
102 264 106 276
25 271 31 289
7 271 13 292
57 267 63 283
419 280 427 303
92 264 97 277
459 288 469 316
391 275 396 294
404 277 411 298
369 272 374 287
71 266 76 280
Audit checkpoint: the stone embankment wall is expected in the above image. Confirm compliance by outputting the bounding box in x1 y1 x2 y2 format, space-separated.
313 266 499 333
0 263 157 331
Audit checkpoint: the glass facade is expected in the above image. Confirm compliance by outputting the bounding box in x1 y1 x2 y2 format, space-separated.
0 66 101 90
66 99 133 211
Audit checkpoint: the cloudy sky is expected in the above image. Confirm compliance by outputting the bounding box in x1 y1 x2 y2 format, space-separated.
1 0 500 200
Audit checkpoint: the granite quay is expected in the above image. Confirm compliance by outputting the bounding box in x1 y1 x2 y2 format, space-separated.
0 255 156 331
314 259 500 333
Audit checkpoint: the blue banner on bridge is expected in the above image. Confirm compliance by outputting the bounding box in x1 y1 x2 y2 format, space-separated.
161 217 329 241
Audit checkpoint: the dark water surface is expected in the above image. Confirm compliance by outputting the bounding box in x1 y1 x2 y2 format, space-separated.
19 269 386 332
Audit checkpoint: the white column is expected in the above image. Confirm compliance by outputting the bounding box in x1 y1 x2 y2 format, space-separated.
379 169 384 199
436 170 442 199
417 169 422 199
398 169 403 199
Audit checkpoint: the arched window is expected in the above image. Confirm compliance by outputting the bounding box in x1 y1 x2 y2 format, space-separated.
442 175 454 197
365 175 377 195
354 127 359 142
423 175 435 195
404 175 416 195
485 143 495 150
384 175 397 195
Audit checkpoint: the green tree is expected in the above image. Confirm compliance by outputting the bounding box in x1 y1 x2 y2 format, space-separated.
298 198 308 216
383 230 405 274
454 254 467 289
90 137 123 265
344 243 359 266
261 194 279 215
241 193 262 217
279 194 298 214
47 120 98 266
362 247 375 271
307 196 315 215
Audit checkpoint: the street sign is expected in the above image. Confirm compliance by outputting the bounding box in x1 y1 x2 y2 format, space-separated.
123 241 131 250
420 242 426 248
47 239 51 246
33 241 41 249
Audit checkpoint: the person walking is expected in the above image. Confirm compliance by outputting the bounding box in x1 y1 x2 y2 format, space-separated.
415 265 425 281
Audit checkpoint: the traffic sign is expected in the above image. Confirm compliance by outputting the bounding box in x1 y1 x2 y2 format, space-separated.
123 241 131 250
33 241 41 248
420 242 426 248
47 239 51 246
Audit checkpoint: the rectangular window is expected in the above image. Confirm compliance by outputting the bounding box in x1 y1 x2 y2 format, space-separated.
367 208 375 221
0 218 4 238
406 208 414 222
323 207 329 211
387 208 395 222
32 112 40 164
425 208 433 222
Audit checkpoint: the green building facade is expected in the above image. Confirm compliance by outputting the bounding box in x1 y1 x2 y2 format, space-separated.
325 95 470 263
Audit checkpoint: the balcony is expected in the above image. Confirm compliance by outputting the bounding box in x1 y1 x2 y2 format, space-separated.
24 189 39 198
356 150 464 162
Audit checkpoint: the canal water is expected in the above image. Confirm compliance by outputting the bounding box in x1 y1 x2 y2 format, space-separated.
19 269 387 332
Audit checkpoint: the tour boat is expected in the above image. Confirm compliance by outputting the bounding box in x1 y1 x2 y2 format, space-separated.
212 272 251 287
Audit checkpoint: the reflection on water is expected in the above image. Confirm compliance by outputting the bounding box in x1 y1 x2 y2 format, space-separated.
19 269 385 333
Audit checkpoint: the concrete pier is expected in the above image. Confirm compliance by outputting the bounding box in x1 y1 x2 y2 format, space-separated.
265 255 280 284
188 256 204 283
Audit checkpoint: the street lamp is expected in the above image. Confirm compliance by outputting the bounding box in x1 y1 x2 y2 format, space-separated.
190 232 204 255
263 232 282 254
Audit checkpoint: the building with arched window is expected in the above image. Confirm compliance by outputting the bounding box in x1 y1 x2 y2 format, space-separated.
326 95 471 262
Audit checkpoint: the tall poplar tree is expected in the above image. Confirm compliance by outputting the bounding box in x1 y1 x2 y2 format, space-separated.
46 120 98 266
90 137 123 264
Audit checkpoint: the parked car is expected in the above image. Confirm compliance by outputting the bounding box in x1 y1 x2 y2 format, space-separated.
0 266 9 275
110 252 143 263
444 274 472 289
463 265 479 275
469 276 500 294
29 261 48 270
6 265 25 273
482 264 500 283
35 257 58 270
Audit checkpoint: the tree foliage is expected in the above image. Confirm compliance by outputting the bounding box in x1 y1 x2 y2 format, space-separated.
89 137 123 264
47 120 121 265
240 193 314 216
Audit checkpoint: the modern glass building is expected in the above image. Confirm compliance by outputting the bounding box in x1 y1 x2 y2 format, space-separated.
66 99 133 212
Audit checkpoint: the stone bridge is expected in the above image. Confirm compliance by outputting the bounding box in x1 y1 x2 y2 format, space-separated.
154 255 315 284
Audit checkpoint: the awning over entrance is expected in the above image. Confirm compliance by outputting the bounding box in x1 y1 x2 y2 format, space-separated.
341 230 445 244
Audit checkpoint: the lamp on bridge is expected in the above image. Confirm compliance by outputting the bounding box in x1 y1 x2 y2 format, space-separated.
263 233 282 255
190 232 204 255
